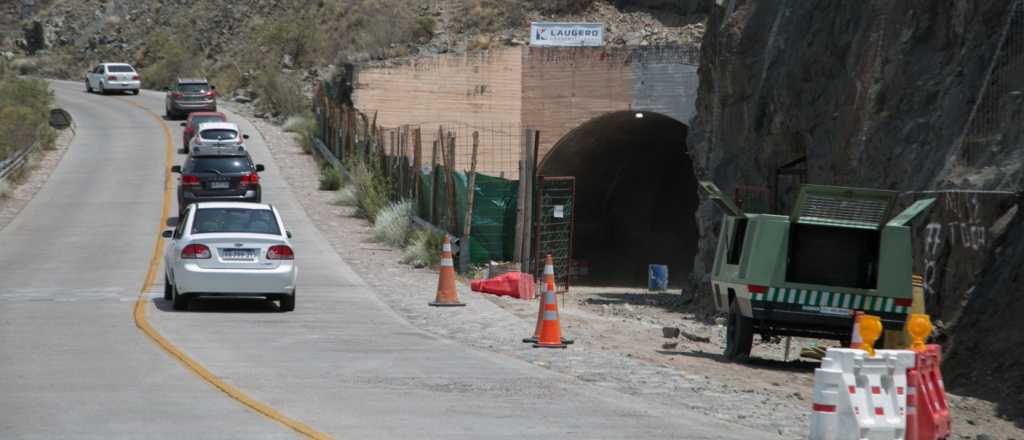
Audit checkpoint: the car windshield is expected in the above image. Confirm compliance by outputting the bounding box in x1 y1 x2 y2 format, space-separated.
200 129 238 140
190 116 224 128
187 157 251 174
107 65 135 73
191 208 280 235
180 84 210 93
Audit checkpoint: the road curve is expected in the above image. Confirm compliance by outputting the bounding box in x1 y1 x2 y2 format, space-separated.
0 80 772 439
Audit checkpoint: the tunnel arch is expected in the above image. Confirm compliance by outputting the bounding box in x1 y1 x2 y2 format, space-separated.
539 111 699 286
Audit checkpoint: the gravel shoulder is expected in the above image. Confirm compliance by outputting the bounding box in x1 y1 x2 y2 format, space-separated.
0 126 74 232
236 103 1022 440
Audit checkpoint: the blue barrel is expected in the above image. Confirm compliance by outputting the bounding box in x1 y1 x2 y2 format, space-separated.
648 264 668 291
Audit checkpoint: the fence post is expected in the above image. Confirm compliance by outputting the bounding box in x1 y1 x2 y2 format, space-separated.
413 128 422 202
460 132 480 272
431 132 440 225
516 129 537 273
446 131 457 234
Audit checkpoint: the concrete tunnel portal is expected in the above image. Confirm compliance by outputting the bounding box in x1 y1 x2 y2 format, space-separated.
539 111 699 287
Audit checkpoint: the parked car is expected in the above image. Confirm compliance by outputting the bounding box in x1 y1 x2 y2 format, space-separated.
188 122 249 154
164 78 218 120
85 63 140 95
180 112 227 153
171 150 264 218
162 202 296 311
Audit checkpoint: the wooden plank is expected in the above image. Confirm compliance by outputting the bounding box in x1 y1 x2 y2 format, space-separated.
446 131 457 234
513 158 526 263
430 133 440 225
413 128 422 201
519 129 537 273
460 132 480 272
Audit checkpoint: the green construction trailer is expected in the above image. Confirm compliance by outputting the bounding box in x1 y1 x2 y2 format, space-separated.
700 182 935 362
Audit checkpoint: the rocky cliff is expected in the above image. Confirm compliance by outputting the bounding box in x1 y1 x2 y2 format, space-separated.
692 0 1023 422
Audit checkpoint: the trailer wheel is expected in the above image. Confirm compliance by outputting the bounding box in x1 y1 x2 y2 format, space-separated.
724 299 753 362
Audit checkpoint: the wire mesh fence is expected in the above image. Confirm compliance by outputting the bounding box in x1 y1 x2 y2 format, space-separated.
314 82 527 267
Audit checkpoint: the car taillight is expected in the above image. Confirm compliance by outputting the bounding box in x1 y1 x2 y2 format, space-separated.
181 175 200 186
181 244 211 259
240 172 259 187
131 75 139 80
172 92 183 98
267 245 294 260
206 90 217 97
107 75 117 80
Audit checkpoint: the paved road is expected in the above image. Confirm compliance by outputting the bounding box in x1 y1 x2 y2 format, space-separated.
0 81 773 439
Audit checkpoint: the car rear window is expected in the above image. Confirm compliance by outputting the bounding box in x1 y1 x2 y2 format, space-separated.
200 129 238 140
179 83 210 93
191 208 280 235
187 157 252 174
191 116 224 128
107 65 135 73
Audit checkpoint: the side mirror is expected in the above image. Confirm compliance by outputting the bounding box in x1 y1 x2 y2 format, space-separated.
161 230 173 238
171 165 182 173
163 87 170 92
179 122 187 127
242 134 250 140
286 231 293 239
255 164 265 172
211 85 217 90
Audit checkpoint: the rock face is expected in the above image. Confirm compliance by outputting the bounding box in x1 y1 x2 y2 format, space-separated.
692 0 1024 421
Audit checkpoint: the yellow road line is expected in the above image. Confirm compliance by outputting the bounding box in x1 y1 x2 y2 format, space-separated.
120 97 333 440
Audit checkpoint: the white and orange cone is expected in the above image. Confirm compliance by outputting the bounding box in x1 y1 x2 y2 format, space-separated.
429 235 465 307
849 311 864 348
526 255 572 348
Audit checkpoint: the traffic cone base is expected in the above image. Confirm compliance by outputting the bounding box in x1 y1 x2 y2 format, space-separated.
430 235 465 307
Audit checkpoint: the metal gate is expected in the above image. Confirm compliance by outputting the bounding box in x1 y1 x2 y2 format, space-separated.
534 176 575 292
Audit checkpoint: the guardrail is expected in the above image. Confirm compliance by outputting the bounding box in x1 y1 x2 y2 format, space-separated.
0 140 39 181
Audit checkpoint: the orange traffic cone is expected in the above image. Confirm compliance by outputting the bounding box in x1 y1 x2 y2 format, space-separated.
522 255 572 344
533 255 568 349
429 235 465 307
849 311 864 348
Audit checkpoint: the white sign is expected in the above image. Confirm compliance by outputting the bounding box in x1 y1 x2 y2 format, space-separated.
530 22 604 47
554 205 565 218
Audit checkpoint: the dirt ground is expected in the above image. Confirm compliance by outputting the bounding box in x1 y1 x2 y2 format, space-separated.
237 102 1022 439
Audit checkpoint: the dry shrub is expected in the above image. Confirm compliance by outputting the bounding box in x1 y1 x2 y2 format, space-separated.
253 70 307 117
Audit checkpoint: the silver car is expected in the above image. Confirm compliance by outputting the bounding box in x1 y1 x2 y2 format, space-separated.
85 63 141 95
165 78 218 120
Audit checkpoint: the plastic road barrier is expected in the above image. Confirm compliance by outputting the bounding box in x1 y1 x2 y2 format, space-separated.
906 344 951 440
470 272 536 300
810 348 916 440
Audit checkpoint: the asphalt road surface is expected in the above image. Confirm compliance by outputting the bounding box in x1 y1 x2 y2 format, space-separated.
0 81 773 439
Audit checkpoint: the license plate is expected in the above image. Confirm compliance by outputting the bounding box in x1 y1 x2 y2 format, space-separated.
220 249 256 260
801 305 852 316
209 181 230 189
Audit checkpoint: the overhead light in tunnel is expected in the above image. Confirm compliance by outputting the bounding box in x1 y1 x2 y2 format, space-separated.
635 112 644 119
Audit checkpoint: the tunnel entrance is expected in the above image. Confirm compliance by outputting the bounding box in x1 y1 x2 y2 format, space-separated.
539 111 698 287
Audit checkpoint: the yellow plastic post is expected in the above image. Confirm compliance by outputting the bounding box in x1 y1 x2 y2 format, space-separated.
906 313 933 351
858 314 883 356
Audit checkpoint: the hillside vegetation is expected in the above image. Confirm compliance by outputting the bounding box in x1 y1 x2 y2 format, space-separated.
1 0 703 116
0 61 53 163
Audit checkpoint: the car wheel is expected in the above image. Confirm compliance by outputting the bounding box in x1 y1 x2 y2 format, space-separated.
164 275 173 301
278 290 295 312
171 285 190 311
131 89 140 95
85 80 92 93
724 299 753 362
98 83 106 95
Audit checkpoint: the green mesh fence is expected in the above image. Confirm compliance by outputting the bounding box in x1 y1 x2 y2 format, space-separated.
417 167 518 264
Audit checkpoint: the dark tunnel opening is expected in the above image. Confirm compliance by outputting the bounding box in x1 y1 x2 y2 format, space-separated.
539 111 699 287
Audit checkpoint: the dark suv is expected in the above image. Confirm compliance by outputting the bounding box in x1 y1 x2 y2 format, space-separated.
165 78 217 119
171 153 265 217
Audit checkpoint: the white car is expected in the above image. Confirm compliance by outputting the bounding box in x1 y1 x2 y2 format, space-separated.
162 202 297 311
85 63 141 95
189 122 249 155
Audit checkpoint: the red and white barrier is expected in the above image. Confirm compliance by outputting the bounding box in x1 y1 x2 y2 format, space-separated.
809 348 916 440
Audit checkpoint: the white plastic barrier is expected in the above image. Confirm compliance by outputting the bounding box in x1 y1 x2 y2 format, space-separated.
809 348 916 440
